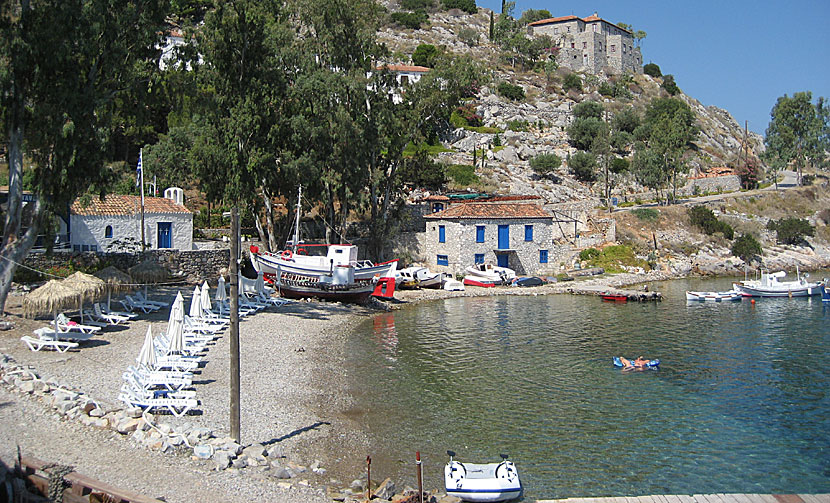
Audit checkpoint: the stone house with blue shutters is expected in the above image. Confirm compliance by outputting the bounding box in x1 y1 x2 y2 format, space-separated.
69 191 193 252
423 202 556 275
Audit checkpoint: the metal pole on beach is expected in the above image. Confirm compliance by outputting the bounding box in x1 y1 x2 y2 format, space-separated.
230 207 241 442
416 451 423 503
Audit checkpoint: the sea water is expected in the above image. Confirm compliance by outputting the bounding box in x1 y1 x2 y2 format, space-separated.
344 276 830 499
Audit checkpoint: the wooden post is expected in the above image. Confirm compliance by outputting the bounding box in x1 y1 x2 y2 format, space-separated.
366 455 372 501
230 207 241 442
416 451 423 503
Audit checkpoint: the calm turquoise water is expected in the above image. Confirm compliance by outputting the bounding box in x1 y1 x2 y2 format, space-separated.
344 276 830 499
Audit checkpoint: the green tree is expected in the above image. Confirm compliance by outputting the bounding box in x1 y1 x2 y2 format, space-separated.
458 27 479 47
643 62 661 78
567 117 605 151
731 233 762 263
661 74 680 95
517 8 550 25
640 97 698 202
441 0 476 14
412 44 440 67
563 73 582 92
573 101 604 120
489 11 494 40
767 217 815 245
764 91 826 187
568 151 597 183
0 0 166 312
631 147 666 202
529 153 561 178
612 108 641 133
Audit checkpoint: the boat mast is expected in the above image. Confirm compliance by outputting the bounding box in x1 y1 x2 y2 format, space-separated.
291 185 302 252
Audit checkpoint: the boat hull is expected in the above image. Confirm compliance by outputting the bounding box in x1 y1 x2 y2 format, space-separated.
685 290 742 302
445 461 521 503
275 280 374 303
732 282 821 297
463 278 496 288
252 251 397 282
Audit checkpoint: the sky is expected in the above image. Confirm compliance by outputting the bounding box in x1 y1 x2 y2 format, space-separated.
475 0 830 136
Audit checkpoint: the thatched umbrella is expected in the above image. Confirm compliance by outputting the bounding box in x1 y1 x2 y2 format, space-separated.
64 271 106 323
94 266 132 310
23 279 81 334
129 260 169 302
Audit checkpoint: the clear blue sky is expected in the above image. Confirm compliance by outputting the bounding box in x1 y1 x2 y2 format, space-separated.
475 0 830 135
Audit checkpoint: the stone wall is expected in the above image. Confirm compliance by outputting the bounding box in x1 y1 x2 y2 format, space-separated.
22 248 230 285
684 174 742 195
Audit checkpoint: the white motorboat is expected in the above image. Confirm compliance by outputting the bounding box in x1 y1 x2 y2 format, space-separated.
464 263 516 285
445 451 522 503
443 277 465 291
396 266 442 289
732 269 822 297
685 290 742 302
250 186 397 281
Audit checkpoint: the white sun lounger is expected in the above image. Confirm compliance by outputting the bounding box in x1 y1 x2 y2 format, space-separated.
100 304 138 319
126 365 193 390
154 335 208 356
21 336 78 353
33 327 95 342
118 389 198 417
135 292 169 308
56 313 102 334
120 295 162 313
90 303 131 325
122 370 194 395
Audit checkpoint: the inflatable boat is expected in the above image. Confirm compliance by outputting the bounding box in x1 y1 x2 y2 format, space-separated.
444 451 522 502
613 356 660 369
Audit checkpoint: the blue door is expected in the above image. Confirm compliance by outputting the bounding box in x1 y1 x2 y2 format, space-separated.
498 225 509 249
497 254 509 268
157 222 172 249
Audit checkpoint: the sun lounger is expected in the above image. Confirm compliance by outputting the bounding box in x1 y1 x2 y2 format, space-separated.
33 327 95 342
118 389 198 417
248 291 287 308
122 370 194 395
56 313 102 334
135 292 168 308
120 295 162 313
184 316 226 335
154 335 208 356
90 303 131 325
21 336 78 353
127 365 193 389
100 304 138 319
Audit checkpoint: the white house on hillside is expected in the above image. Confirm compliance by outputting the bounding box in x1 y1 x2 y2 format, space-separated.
70 190 193 252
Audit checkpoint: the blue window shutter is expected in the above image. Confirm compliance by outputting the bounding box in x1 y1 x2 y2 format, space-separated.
437 255 449 266
540 250 548 263
476 225 485 243
525 225 533 241
439 225 445 243
474 253 484 264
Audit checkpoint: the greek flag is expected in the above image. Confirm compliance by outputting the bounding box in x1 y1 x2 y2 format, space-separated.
136 150 143 188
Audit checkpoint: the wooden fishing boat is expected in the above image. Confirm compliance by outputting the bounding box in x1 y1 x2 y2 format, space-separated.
685 290 742 302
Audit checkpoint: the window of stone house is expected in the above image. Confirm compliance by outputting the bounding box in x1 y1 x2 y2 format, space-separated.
611 45 616 52
400 75 409 85
593 24 598 32
82 244 89 252
433 202 444 213
524 225 533 241
540 250 549 263
437 255 449 266
73 245 80 252
474 253 484 264
582 42 587 49
105 225 113 238
623 45 626 54
567 27 570 32
476 225 485 243
90 245 97 252
554 28 558 34
438 225 445 243
571 42 575 48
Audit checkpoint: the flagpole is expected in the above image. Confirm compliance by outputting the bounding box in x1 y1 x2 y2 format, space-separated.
140 148 146 252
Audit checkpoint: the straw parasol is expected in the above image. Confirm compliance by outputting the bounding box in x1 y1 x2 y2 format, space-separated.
129 259 169 301
23 279 82 335
94 266 133 310
64 272 106 323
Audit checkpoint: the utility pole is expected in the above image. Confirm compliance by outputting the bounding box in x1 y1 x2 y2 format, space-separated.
138 148 146 251
230 207 240 442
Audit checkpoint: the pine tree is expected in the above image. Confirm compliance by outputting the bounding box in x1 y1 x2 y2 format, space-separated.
489 11 494 40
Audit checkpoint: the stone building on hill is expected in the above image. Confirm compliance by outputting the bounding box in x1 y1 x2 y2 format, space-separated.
528 13 642 75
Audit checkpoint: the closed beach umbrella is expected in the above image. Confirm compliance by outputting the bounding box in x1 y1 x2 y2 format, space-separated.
215 277 227 316
64 271 106 323
137 325 157 369
94 266 132 310
255 271 266 296
166 292 184 355
200 281 212 314
189 286 202 319
129 260 169 301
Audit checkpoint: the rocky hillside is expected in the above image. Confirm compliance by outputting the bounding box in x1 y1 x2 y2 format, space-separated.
379 6 765 206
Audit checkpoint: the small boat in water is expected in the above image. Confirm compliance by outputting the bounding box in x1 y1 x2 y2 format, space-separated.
601 294 628 302
685 290 742 302
445 451 522 502
732 269 822 298
822 281 829 302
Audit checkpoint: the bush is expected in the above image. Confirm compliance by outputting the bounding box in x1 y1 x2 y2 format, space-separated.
399 146 447 189
497 81 525 101
572 100 603 120
610 157 630 174
631 208 659 222
661 74 680 95
612 108 640 133
598 82 614 97
458 27 479 47
401 0 433 9
567 117 605 151
441 0 476 14
568 151 597 183
492 134 501 147
731 233 763 263
506 119 529 132
562 73 582 92
579 248 600 261
412 43 439 66
583 244 649 273
446 164 479 186
451 103 482 128
767 217 815 245
391 10 429 29
530 153 562 177
688 205 734 239
643 63 661 78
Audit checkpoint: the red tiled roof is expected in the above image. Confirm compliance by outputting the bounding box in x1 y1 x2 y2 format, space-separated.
425 203 552 219
423 195 450 201
487 195 542 202
71 195 192 216
377 64 431 73
528 15 579 26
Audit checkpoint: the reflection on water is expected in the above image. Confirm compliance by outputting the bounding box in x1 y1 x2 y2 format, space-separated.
350 277 830 499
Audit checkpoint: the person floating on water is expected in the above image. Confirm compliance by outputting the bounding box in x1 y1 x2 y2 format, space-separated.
619 356 652 370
